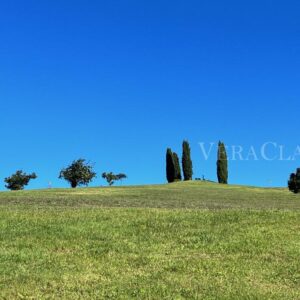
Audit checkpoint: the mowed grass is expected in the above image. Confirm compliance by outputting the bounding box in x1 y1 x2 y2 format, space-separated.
0 181 300 299
1 181 300 210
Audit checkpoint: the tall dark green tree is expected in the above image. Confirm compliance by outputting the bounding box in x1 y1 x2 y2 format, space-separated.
217 141 228 184
182 140 193 181
166 148 175 183
288 168 300 193
173 152 182 181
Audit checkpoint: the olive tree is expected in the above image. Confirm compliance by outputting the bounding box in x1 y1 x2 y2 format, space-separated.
59 159 96 188
5 170 37 190
102 172 127 186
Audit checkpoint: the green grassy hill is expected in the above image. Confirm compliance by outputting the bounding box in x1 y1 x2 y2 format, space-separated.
1 181 299 210
0 182 299 299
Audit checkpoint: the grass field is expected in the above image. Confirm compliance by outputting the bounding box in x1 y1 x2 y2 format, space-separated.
0 181 300 299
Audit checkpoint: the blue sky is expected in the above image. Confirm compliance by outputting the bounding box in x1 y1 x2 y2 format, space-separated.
1 0 299 189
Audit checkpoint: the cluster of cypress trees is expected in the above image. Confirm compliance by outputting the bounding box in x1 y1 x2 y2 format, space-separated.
166 140 229 184
166 140 193 183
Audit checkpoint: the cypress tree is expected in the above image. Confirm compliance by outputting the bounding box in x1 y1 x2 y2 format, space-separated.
182 140 193 181
217 141 228 184
173 152 182 181
288 168 300 193
166 148 175 183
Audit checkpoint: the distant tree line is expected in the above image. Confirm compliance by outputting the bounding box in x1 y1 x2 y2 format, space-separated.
166 140 228 184
4 159 127 190
5 142 298 193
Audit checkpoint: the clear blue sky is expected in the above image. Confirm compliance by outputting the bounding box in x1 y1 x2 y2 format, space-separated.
1 0 299 189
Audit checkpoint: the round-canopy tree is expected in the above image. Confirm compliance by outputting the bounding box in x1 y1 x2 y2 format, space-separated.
5 170 37 190
59 159 96 188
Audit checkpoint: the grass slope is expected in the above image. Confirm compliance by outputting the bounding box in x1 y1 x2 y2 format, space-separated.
0 182 299 299
0 181 299 210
